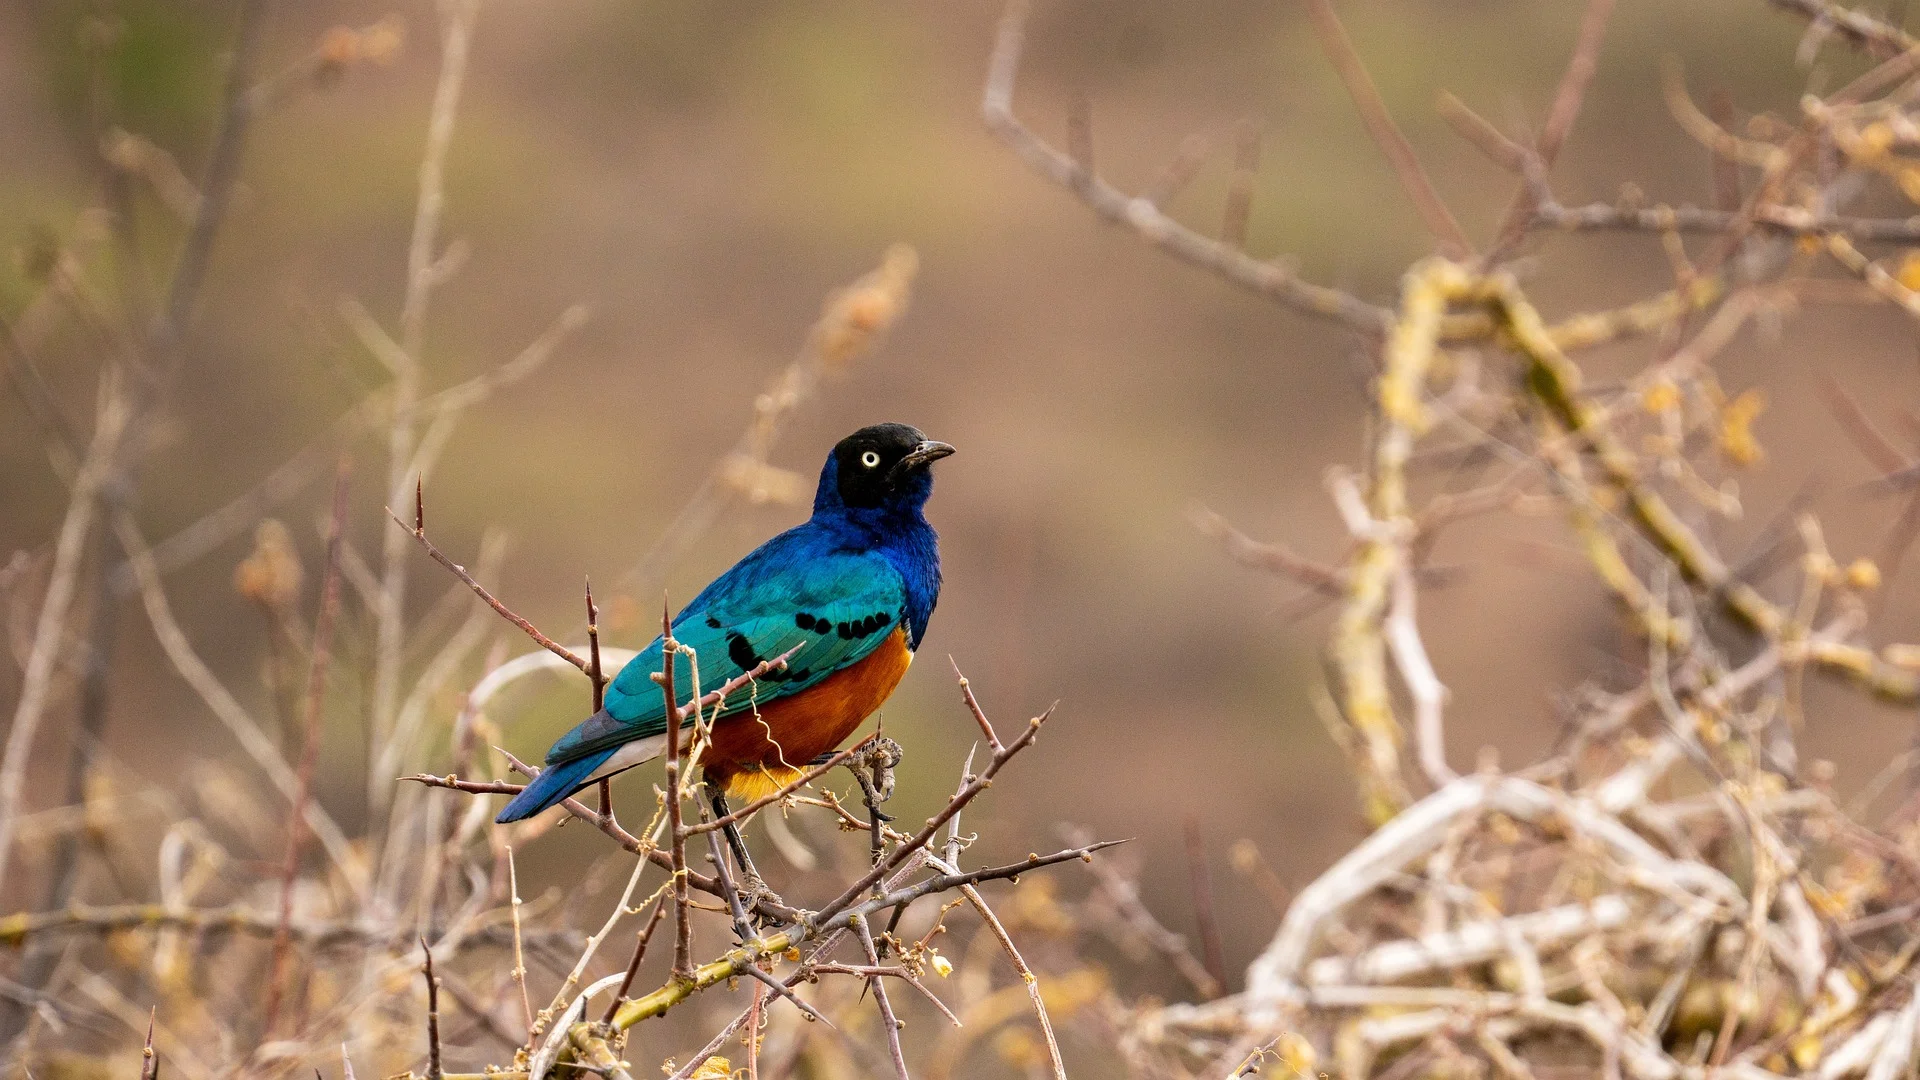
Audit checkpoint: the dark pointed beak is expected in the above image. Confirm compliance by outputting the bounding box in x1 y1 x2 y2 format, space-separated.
890 439 955 482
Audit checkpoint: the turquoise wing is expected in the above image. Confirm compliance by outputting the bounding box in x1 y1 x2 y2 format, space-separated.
544 544 905 765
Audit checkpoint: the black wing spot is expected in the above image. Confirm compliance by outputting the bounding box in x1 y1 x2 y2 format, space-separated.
795 612 816 631
728 629 808 682
727 632 760 672
706 615 722 629
833 612 894 641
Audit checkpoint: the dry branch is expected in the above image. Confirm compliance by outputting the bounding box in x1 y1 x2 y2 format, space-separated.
982 0 1393 334
1302 0 1475 260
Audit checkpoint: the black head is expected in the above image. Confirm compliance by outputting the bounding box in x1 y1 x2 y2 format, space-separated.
815 423 955 513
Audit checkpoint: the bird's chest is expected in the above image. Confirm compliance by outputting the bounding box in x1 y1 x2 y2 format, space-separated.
705 628 913 774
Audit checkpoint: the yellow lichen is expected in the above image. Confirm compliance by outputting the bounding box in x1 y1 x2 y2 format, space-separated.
1898 251 1920 293
1642 378 1682 414
1847 558 1883 591
1719 388 1767 465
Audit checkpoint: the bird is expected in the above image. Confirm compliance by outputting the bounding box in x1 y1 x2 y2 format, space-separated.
494 422 952 887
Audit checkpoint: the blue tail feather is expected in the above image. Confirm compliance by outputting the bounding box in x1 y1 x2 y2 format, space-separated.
494 750 613 823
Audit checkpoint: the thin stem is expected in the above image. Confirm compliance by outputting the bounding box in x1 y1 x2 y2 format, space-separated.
1182 815 1228 996
391 503 591 673
600 898 667 1025
948 657 1001 752
746 980 762 1080
586 576 605 711
261 459 350 1033
855 915 911 1080
421 938 443 1080
980 0 1393 333
1301 0 1474 260
658 602 693 982
507 847 534 1045
372 0 480 809
140 1008 158 1080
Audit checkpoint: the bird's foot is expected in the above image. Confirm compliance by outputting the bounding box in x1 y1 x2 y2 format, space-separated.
850 737 904 822
738 874 791 929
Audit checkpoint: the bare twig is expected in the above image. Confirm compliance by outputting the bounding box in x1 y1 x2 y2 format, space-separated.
261 460 350 1033
141 1008 158 1080
1302 0 1475 260
421 938 443 1080
508 846 534 1044
1182 816 1228 996
1484 0 1617 264
368 0 480 816
0 902 577 949
930 852 1068 1080
856 915 912 1080
585 578 605 711
600 897 667 1025
415 754 803 926
982 0 1394 333
949 657 1002 753
1221 119 1261 250
658 605 693 982
606 844 1122 1030
1438 92 1528 172
392 500 590 674
1530 198 1920 243
538 854 652 1037
746 979 763 1079
1069 825 1223 1000
1189 505 1344 596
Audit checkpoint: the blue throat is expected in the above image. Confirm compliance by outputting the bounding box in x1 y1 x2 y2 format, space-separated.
811 454 941 649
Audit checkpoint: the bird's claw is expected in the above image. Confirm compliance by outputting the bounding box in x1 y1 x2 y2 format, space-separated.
736 872 787 918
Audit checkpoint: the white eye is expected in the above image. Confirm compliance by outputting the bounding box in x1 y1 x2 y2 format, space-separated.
860 450 881 468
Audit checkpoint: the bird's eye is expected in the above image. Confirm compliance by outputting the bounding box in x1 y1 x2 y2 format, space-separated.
860 450 881 468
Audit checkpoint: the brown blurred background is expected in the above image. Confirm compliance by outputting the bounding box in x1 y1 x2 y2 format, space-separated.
4 0 1920 1006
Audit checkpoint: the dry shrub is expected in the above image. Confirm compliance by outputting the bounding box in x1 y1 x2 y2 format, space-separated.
977 0 1920 1076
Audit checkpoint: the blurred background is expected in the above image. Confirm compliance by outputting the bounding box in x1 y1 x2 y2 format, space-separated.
6 0 1920 1065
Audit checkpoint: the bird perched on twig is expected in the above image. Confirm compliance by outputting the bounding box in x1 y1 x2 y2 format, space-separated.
495 423 953 893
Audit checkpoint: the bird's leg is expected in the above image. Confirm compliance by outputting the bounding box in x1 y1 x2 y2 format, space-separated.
710 791 784 917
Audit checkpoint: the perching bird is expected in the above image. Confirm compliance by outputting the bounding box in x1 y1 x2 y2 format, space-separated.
495 423 952 883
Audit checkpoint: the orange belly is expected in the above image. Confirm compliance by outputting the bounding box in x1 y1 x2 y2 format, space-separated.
703 627 912 801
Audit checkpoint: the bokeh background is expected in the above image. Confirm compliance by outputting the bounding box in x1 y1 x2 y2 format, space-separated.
5 0 1920 1041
